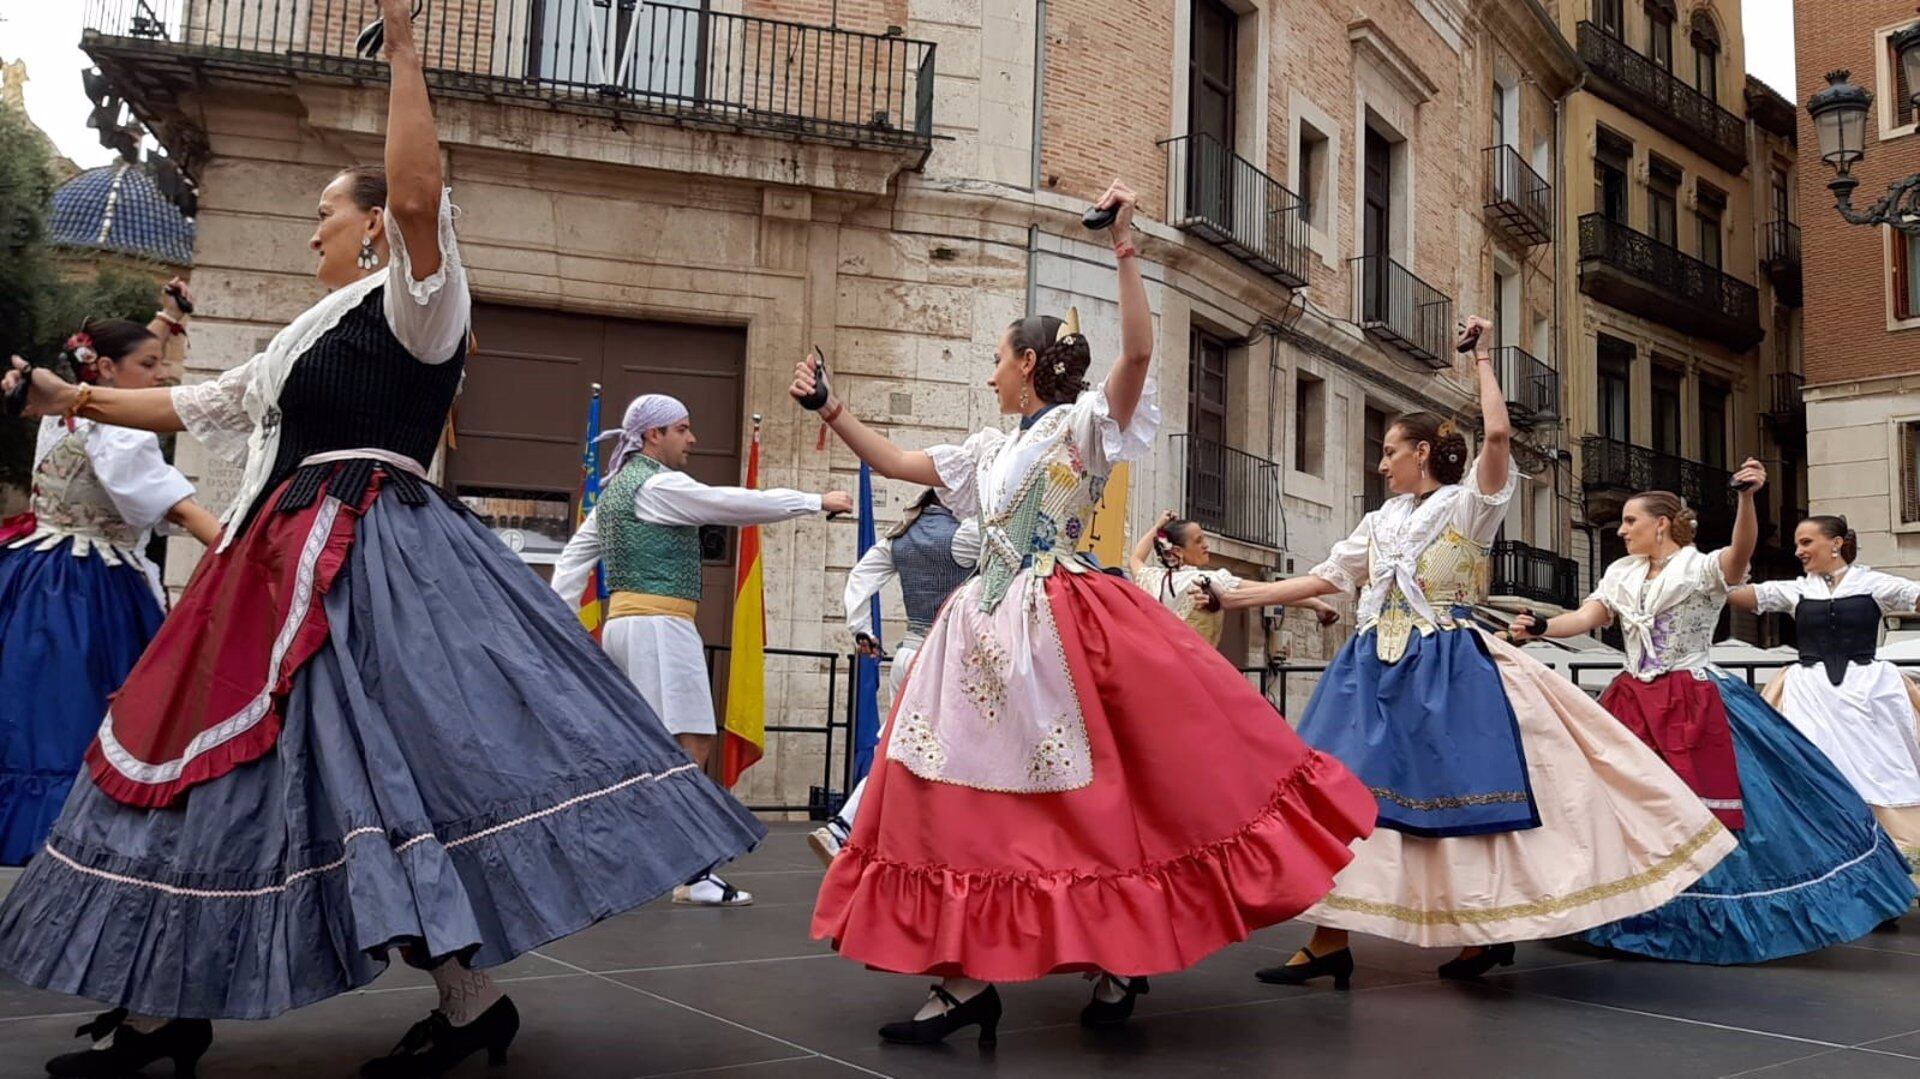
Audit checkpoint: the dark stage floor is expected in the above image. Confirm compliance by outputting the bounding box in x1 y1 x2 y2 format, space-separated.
3 824 1917 1078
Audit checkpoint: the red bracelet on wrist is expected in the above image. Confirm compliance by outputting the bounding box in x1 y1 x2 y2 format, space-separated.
1113 241 1139 260
820 399 843 423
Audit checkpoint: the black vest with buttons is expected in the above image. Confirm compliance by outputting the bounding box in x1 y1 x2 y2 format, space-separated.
246 286 465 528
1794 594 1882 686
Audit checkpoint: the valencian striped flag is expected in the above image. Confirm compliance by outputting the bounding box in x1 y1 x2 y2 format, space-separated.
575 384 609 640
721 417 768 786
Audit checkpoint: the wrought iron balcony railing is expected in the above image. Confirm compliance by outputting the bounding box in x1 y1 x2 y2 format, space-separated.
1484 145 1552 248
1170 434 1284 550
1580 435 1738 545
1765 370 1807 450
1764 220 1803 305
1490 540 1580 609
80 0 937 151
1770 371 1806 418
1162 133 1309 289
1352 254 1453 368
1495 345 1559 427
1576 21 1747 172
1578 214 1763 351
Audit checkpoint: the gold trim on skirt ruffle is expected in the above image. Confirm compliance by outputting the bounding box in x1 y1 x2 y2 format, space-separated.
1318 817 1729 927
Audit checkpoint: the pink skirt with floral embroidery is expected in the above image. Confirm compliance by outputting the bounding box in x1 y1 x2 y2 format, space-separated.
810 568 1376 981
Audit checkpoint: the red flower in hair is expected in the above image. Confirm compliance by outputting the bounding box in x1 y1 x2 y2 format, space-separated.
65 332 94 353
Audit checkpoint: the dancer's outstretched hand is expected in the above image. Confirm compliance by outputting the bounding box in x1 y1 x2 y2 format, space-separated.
1731 457 1767 494
1456 315 1493 359
3 357 73 420
1507 611 1540 641
1092 179 1138 242
161 278 195 321
790 351 834 412
1308 599 1340 627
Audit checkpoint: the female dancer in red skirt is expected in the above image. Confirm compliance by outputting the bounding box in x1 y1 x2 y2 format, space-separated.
791 181 1376 1046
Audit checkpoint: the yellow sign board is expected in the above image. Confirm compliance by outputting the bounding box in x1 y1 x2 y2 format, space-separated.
1079 462 1131 567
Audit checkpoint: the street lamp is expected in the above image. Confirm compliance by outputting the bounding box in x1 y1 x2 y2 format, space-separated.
1808 53 1920 232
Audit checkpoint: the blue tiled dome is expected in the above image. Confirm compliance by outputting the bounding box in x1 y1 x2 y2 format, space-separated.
48 163 194 267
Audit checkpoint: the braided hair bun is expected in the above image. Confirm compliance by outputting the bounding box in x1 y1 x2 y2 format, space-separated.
1007 315 1093 404
1390 411 1468 484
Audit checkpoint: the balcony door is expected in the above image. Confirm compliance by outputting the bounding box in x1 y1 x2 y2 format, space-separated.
1698 378 1729 472
1649 157 1680 248
1647 1 1675 70
1597 335 1632 443
532 0 709 100
1187 329 1231 527
1187 0 1237 228
1595 129 1631 224
1361 127 1394 322
1651 363 1684 458
1596 0 1625 37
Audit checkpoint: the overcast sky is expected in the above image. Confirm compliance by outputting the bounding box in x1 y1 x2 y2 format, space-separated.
0 0 1801 172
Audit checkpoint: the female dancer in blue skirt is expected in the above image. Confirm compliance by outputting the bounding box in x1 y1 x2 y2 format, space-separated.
1512 473 1916 963
1218 320 1731 986
1 300 221 865
0 4 762 1074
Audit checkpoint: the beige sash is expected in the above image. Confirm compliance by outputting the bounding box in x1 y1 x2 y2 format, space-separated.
608 591 698 623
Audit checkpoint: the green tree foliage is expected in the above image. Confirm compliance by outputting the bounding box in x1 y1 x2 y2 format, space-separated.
0 102 56 361
0 104 176 508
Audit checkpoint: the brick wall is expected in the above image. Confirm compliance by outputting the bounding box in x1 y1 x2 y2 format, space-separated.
1797 0 1920 386
1038 0 1477 320
1037 0 1176 219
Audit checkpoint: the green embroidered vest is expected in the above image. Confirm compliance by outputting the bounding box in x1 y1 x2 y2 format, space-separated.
599 455 702 601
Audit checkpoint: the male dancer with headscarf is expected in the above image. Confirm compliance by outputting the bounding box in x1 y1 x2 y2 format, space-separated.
553 394 852 905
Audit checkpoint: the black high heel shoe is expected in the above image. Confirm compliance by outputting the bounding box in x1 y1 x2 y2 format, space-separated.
360 996 520 1078
1080 974 1150 1027
45 1010 213 1077
878 984 1001 1047
1437 942 1517 981
1254 947 1354 990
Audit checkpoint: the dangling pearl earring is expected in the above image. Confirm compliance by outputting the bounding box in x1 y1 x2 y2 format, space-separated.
358 236 380 271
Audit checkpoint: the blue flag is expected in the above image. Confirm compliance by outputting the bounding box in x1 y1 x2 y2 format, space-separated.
852 462 884 783
575 385 610 638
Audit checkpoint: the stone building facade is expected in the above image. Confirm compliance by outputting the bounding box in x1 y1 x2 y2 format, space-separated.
1545 0 1802 615
1795 1 1920 581
83 0 1757 809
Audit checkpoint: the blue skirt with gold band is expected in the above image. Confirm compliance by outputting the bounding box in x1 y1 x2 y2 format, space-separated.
1295 609 1539 837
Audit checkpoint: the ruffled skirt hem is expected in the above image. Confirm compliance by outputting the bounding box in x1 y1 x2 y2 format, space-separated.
0 762 757 1020
811 750 1374 981
1297 631 1738 948
1582 828 1914 964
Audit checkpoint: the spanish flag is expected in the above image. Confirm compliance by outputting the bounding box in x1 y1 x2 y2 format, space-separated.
720 421 767 786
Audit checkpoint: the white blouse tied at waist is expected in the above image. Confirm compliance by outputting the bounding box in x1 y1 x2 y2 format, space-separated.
1309 461 1515 630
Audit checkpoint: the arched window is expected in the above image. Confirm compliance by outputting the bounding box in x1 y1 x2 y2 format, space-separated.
1690 11 1721 102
